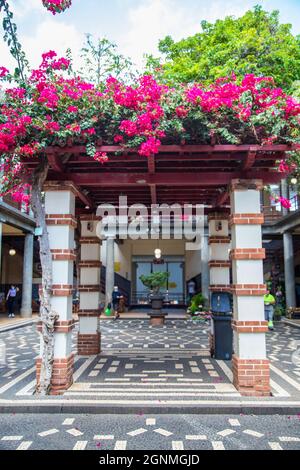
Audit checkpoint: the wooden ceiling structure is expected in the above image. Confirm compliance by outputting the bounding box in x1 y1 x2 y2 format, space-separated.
25 144 300 214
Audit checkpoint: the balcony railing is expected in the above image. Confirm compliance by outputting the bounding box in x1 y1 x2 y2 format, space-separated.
263 195 300 224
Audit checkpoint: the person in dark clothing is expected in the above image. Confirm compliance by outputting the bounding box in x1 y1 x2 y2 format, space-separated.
112 286 121 320
6 285 19 318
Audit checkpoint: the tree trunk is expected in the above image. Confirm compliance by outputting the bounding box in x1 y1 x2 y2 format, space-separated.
31 155 58 396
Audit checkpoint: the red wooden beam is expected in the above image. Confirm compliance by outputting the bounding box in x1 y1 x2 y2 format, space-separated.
46 144 300 155
214 191 230 208
66 171 282 187
48 153 65 173
243 148 257 170
148 154 156 174
149 184 157 205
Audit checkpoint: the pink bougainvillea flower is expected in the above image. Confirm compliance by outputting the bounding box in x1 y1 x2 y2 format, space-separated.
138 137 161 157
42 0 72 15
0 66 9 78
279 197 292 209
93 152 108 164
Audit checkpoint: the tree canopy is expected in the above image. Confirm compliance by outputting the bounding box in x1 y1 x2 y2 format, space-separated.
156 6 300 92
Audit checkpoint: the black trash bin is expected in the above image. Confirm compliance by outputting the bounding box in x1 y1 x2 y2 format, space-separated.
211 292 233 361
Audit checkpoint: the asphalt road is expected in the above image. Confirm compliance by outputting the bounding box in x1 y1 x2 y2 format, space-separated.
0 413 299 450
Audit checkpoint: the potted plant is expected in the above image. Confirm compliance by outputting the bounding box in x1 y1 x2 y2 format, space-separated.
140 272 169 312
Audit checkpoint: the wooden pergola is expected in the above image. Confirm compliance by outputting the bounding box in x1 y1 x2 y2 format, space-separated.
31 143 299 397
25 144 298 212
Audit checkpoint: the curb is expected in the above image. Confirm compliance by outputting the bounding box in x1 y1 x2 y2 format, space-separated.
1 402 300 415
0 319 38 333
283 319 300 330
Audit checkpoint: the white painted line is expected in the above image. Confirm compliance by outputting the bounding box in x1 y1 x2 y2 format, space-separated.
154 429 173 437
186 435 207 441
172 441 184 450
212 441 225 450
114 441 127 450
229 419 240 427
270 379 290 398
146 418 156 426
270 364 300 391
269 442 283 450
66 429 84 437
0 366 35 394
88 371 99 377
104 378 130 382
73 441 88 450
62 418 75 426
3 370 15 378
216 360 234 381
63 391 240 397
217 429 236 437
94 435 114 440
38 429 59 437
279 436 300 442
127 428 147 437
15 379 36 396
16 441 32 450
73 356 97 382
243 430 264 438
159 374 183 378
1 436 23 441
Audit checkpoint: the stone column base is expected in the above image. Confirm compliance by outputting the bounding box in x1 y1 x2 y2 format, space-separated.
78 332 101 355
36 354 74 396
232 355 271 397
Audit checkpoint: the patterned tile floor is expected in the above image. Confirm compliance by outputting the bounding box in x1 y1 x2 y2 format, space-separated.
0 320 300 403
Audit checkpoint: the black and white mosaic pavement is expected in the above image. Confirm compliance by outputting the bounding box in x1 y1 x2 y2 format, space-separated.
0 413 299 450
0 320 300 403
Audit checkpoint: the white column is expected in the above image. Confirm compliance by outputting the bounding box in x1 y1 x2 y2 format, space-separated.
78 216 101 356
208 213 231 294
20 233 34 318
230 179 270 397
105 237 115 306
36 182 76 394
283 232 296 308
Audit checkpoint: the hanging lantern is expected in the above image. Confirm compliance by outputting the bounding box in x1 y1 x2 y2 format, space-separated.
154 249 162 259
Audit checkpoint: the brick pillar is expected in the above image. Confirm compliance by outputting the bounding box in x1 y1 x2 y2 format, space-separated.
36 182 77 395
208 213 231 356
78 216 102 355
230 179 270 397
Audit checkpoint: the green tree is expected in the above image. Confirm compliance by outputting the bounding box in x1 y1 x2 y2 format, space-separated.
79 35 135 86
155 6 300 91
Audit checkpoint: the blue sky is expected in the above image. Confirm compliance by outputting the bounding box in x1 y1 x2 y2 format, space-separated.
1 0 300 71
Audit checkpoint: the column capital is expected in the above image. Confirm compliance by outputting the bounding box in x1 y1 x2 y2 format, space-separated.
43 180 82 198
208 212 230 222
229 179 264 193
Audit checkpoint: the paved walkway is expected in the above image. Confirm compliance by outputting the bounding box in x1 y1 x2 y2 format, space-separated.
0 320 300 411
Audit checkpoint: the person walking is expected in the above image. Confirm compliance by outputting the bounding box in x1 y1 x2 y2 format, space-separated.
6 285 19 318
264 289 276 331
112 286 121 320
